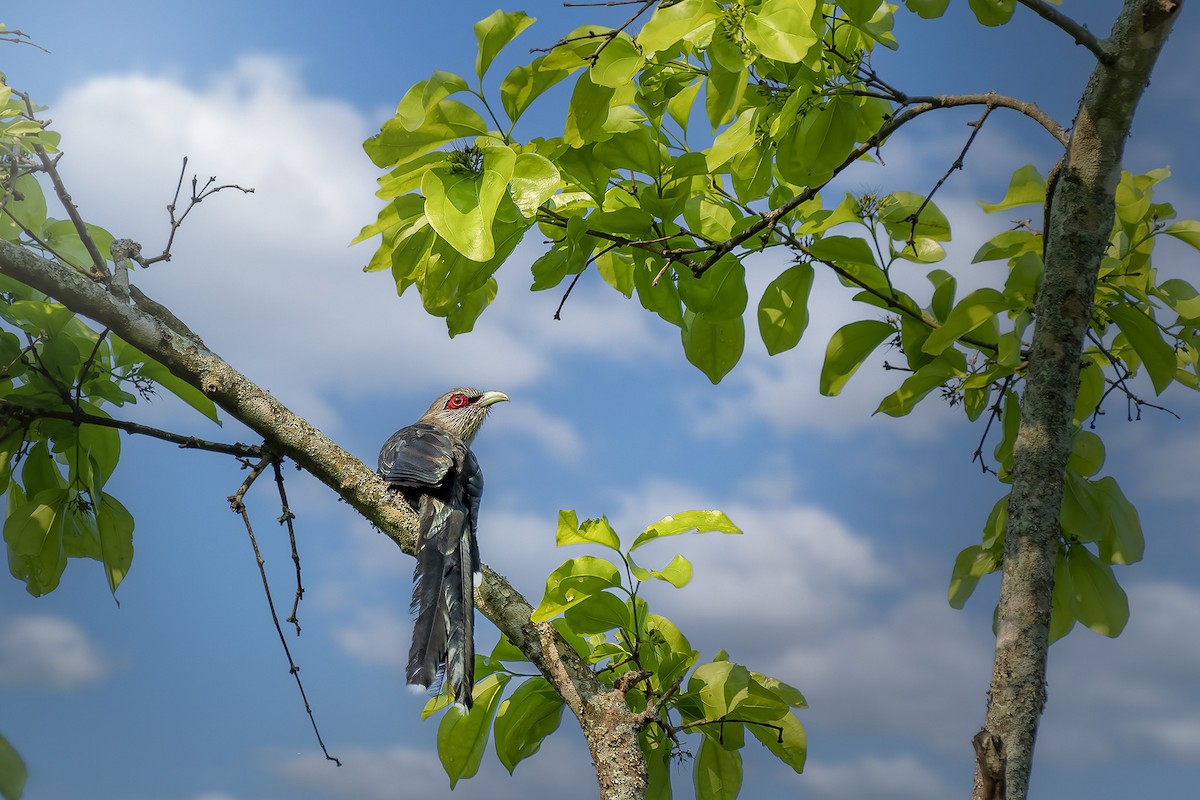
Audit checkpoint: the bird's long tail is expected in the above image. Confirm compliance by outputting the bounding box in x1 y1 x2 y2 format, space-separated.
407 498 476 709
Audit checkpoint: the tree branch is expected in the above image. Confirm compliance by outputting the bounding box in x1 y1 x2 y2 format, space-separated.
0 237 646 800
1017 0 1115 64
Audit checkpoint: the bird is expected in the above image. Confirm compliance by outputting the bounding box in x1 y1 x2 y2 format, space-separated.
377 388 508 710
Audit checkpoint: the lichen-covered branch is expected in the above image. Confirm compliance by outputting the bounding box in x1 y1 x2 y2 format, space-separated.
973 2 1182 799
0 238 648 800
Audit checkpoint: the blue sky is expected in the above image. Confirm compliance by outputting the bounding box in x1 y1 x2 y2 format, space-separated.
2 2 1199 799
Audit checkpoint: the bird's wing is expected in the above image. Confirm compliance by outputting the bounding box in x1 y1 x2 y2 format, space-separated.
378 423 456 487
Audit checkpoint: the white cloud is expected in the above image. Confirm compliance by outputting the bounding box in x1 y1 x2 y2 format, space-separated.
491 401 585 464
330 609 409 669
802 754 956 800
0 614 111 690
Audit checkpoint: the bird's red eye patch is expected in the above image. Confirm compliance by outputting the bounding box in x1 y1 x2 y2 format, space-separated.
446 392 471 410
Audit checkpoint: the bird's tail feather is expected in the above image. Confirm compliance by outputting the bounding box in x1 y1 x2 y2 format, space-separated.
407 499 476 709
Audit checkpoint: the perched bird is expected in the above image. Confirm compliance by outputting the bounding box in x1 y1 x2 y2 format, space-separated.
377 388 508 710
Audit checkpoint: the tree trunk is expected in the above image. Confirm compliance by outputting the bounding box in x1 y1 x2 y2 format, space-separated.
972 2 1181 798
0 239 648 800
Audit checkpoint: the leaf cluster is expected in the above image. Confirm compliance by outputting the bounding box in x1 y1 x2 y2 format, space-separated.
419 508 806 800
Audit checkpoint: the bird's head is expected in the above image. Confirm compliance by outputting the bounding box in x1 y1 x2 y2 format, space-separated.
420 388 508 443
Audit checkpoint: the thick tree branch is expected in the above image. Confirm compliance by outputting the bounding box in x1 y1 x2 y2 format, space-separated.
973 2 1181 799
0 239 646 800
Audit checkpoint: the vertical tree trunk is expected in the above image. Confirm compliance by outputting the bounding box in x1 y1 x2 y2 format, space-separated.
972 2 1181 798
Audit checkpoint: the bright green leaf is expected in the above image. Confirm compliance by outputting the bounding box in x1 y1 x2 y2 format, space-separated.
436 673 509 787
630 553 694 588
474 10 536 80
1163 219 1200 251
532 556 624 622
681 310 744 384
508 153 561 217
638 0 721 53
819 319 895 396
758 263 814 355
493 677 566 774
694 736 743 800
631 510 741 551
563 591 633 634
97 493 135 595
979 164 1046 212
921 288 1008 355
0 732 26 800
1106 302 1177 394
422 142 517 262
364 101 488 169
1094 476 1145 565
744 0 820 63
968 0 1016 26
591 34 645 88
1066 545 1129 637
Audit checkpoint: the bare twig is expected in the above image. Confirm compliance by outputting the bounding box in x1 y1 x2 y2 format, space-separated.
229 456 340 766
533 0 656 63
272 459 305 636
134 157 255 269
906 104 996 251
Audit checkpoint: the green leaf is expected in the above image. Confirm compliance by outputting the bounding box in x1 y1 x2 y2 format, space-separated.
97 492 135 595
591 34 645 88
365 101 488 169
436 673 509 787
1106 303 1177 394
757 263 814 355
1162 219 1200 251
563 590 633 634
501 54 579 124
879 192 952 241
634 256 684 327
777 96 858 186
677 258 747 320
631 509 741 551
422 142 517 262
3 488 69 596
747 706 806 773
1049 547 1077 644
903 0 950 18
948 543 1000 609
630 553 693 588
532 556 623 622
493 677 566 774
744 0 820 63
690 659 751 718
875 350 966 417
595 127 663 178
979 164 1046 212
819 319 895 396
1156 278 1200 322
474 10 535 80
1067 430 1105 478
0 732 26 800
968 0 1015 26
638 0 721 53
1093 476 1144 566
396 71 470 131
1066 545 1129 637
694 736 743 800
921 288 1008 355
0 175 47 242
508 153 561 217
681 310 744 384
555 510 622 551
565 72 616 148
